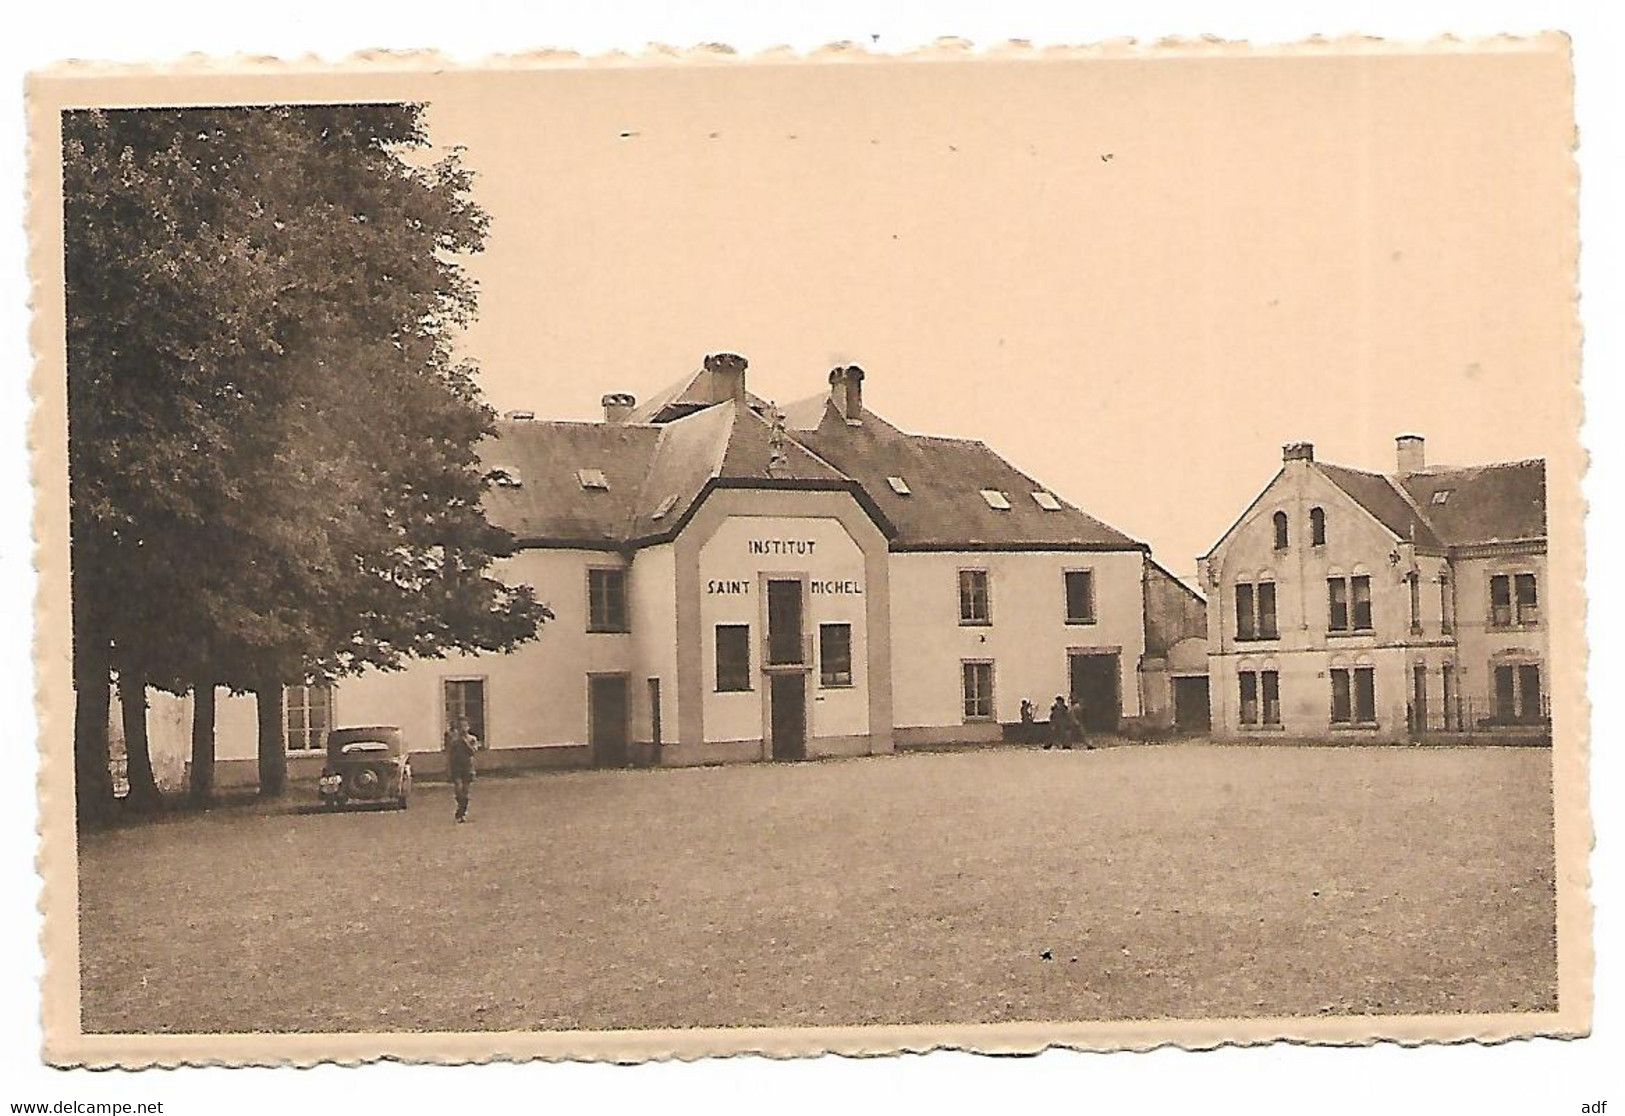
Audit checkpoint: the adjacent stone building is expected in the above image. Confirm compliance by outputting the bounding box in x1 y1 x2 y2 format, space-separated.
1199 436 1548 742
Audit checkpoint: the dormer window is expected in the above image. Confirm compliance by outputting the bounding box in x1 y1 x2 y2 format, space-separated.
1032 491 1062 511
887 475 912 496
651 494 678 520
488 466 523 489
980 489 1012 510
577 467 610 491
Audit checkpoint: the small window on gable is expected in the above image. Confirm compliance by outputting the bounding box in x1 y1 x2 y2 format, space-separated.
887 475 912 496
651 494 678 520
1273 510 1289 550
1032 491 1062 511
1431 489 1453 505
577 467 610 491
1310 506 1326 546
980 489 1012 510
488 466 523 489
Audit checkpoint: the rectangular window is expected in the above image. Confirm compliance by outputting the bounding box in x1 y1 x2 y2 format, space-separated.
715 625 752 692
1238 671 1259 726
283 683 333 752
1235 583 1256 640
1494 664 1517 722
1328 578 1349 632
819 623 854 687
1353 666 1376 724
1351 576 1373 631
958 569 991 625
962 661 994 721
1408 574 1422 633
1235 581 1277 641
766 579 805 665
1330 669 1353 724
1495 662 1544 724
1515 573 1539 625
587 567 629 632
1440 574 1454 634
1261 669 1281 725
1064 570 1096 625
443 678 487 744
1518 663 1543 723
1257 582 1278 639
1490 574 1513 628
1412 664 1428 732
648 678 662 747
1442 664 1456 730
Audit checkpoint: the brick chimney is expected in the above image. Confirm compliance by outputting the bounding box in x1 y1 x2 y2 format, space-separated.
1396 434 1425 474
601 392 636 423
1282 442 1315 463
704 352 748 404
829 364 865 424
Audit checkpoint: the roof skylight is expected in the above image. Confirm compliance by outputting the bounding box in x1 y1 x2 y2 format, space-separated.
980 489 1012 510
652 494 678 520
577 467 610 491
488 466 523 489
887 475 912 496
1431 489 1453 505
1032 490 1063 511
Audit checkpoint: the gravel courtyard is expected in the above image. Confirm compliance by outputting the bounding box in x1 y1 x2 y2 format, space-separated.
78 744 1558 1034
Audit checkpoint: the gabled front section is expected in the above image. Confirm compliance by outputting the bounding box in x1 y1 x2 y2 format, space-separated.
1200 438 1548 743
127 352 1193 789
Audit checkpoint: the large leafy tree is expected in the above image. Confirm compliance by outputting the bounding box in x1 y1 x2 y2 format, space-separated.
64 104 549 822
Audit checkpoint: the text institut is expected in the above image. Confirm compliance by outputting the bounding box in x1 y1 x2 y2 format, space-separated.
134 354 1206 784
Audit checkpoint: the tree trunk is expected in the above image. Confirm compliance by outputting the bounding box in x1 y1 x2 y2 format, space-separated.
189 682 216 806
70 525 115 828
255 678 286 799
72 626 114 829
116 660 161 812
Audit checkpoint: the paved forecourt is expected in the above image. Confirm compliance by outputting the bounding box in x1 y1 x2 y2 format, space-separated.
78 743 1557 1034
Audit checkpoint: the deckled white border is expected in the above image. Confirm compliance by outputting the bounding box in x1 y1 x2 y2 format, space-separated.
25 34 1589 1069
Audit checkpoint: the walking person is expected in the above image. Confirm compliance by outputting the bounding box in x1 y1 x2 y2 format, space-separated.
1019 699 1036 744
444 715 483 823
1069 696 1092 750
1046 696 1072 750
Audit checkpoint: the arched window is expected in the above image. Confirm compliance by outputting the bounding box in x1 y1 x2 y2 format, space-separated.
1273 510 1289 550
1310 507 1326 546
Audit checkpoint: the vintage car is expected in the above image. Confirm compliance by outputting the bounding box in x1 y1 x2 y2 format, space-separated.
317 725 412 810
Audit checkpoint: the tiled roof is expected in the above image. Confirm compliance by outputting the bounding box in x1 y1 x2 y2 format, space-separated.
624 364 773 425
480 391 1144 553
479 420 662 547
1316 458 1546 550
1316 463 1444 549
1398 460 1546 546
789 396 1145 551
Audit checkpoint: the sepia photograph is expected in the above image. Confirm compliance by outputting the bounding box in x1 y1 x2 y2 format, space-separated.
25 30 1590 1071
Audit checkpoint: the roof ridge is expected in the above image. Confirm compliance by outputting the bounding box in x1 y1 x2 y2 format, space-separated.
1379 471 1444 542
494 417 659 431
1409 456 1547 475
625 421 678 538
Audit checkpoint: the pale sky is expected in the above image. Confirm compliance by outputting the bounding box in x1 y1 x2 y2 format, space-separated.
425 46 1575 581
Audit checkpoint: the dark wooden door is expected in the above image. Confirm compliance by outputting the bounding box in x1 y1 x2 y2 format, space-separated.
770 674 807 760
1173 676 1210 733
1069 653 1122 732
589 675 629 767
